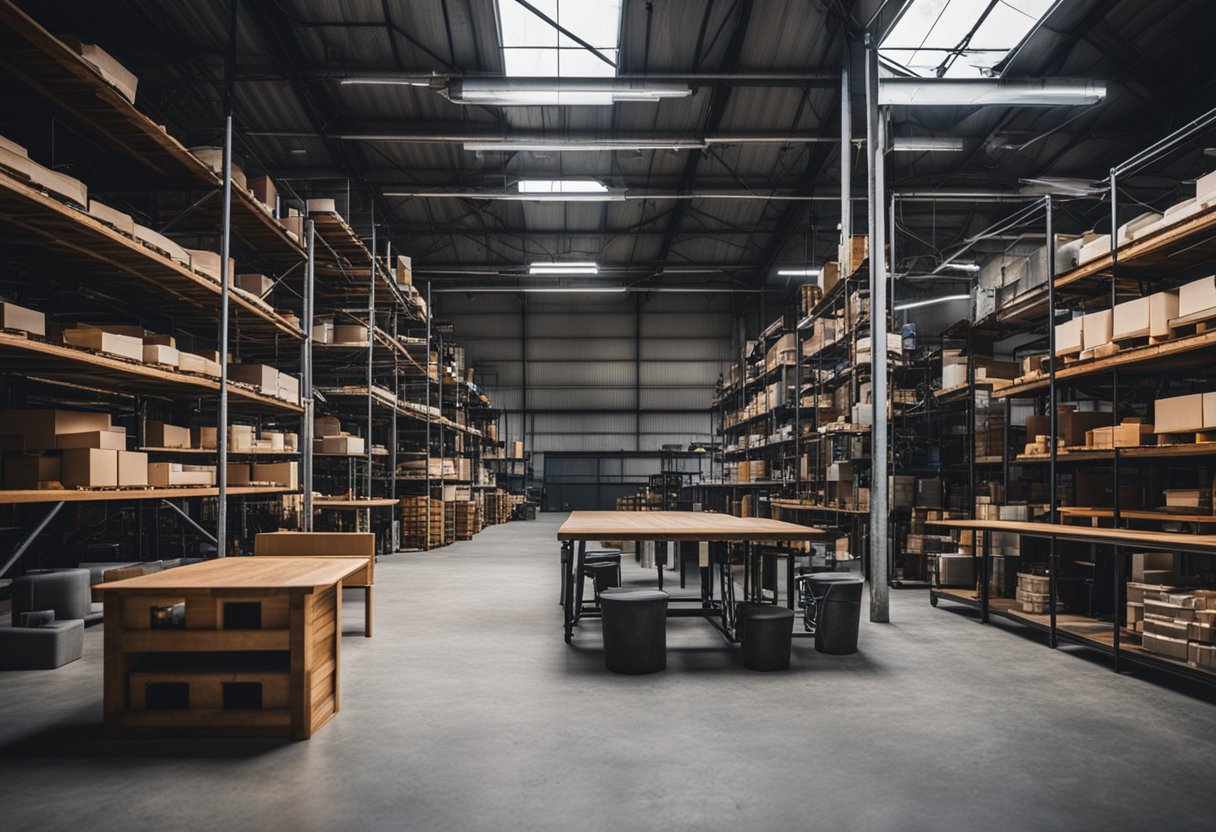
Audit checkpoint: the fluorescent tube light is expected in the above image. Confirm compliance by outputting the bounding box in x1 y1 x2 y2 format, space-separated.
890 137 965 152
529 262 599 275
940 262 981 273
465 139 706 152
777 268 822 277
445 79 690 107
518 179 608 194
893 294 971 311
879 79 1106 107
382 189 625 202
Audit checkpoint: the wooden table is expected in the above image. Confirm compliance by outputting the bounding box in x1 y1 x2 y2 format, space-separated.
556 511 827 643
94 556 366 740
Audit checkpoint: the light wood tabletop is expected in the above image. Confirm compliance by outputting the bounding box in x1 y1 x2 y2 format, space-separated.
93 556 367 592
557 510 828 542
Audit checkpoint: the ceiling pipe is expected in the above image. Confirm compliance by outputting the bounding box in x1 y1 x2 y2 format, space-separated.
325 71 839 88
245 129 844 147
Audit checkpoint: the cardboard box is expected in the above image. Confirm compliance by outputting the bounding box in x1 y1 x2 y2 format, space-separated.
117 450 148 487
1077 234 1111 264
227 463 252 486
1054 318 1083 356
321 435 365 455
313 316 334 344
62 328 143 361
56 428 127 451
316 416 342 437
132 223 189 266
148 462 213 487
186 248 235 284
395 255 413 286
277 374 300 405
0 301 46 337
0 142 88 206
249 176 276 212
60 448 118 488
333 324 369 344
1113 296 1151 341
147 421 191 449
189 146 246 189
0 409 112 451
1142 632 1189 661
3 455 61 488
234 273 274 298
228 363 279 394
1088 421 1154 449
937 554 975 586
85 199 136 236
142 344 179 368
178 352 221 377
510 440 524 459
1117 211 1163 244
1197 169 1216 204
252 461 298 489
1081 309 1112 350
1178 275 1216 320
228 424 254 452
307 198 337 214
64 38 138 104
1154 393 1210 433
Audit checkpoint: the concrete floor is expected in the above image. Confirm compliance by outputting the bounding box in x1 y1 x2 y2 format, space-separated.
2 512 1216 831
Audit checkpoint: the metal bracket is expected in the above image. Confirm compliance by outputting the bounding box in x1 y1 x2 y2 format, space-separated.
0 501 65 578
160 499 219 546
158 187 220 236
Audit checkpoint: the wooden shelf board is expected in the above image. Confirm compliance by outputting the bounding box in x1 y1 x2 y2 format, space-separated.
0 485 291 504
139 447 299 457
0 333 302 413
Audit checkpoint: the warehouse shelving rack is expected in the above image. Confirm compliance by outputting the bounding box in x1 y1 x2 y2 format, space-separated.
931 106 1216 687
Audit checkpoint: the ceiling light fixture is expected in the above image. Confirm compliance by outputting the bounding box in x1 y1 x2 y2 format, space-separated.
893 294 971 311
939 261 981 273
890 136 965 152
879 78 1106 107
383 189 625 202
529 261 599 276
464 139 707 153
444 79 690 107
517 179 608 194
777 268 822 277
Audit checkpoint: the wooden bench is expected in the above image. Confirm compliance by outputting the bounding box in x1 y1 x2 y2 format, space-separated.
254 532 375 637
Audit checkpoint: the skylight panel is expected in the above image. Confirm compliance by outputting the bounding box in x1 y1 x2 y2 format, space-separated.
496 0 622 78
881 0 1056 78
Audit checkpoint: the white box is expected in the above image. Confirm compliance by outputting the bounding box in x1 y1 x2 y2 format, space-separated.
1077 235 1111 264
1081 309 1112 350
142 344 179 368
1178 275 1216 320
1054 318 1083 356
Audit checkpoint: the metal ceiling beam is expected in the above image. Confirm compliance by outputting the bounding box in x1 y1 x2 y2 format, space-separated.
245 128 839 146
311 71 838 87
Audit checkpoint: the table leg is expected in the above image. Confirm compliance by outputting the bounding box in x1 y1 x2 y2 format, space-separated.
573 541 588 622
561 541 574 643
656 540 667 592
980 528 991 624
679 542 687 589
786 551 795 610
365 586 373 638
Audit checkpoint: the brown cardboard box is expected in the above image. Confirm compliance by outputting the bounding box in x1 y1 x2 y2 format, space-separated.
227 463 252 486
62 38 138 104
3 455 61 488
1178 275 1216 319
227 363 279 394
1115 291 1179 340
234 273 274 298
277 374 300 405
316 416 342 437
60 448 118 487
282 214 303 242
86 199 136 236
185 248 235 284
263 432 286 452
510 440 524 459
1081 309 1112 350
395 255 413 286
313 316 334 344
56 428 127 451
133 223 189 265
1142 632 1189 661
117 450 148 487
1154 393 1208 433
1054 318 1083 356
0 302 45 337
307 198 337 214
178 352 221 377
248 176 276 212
1088 420 1155 448
228 424 254 452
321 435 365 455
0 142 88 206
62 328 143 361
142 344 179 368
252 461 298 489
189 146 246 189
147 421 190 449
0 409 112 451
192 426 217 450
333 324 369 344
148 462 213 487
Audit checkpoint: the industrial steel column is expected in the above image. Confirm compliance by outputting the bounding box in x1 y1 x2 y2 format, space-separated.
391 309 399 502
865 32 890 622
367 209 376 499
840 45 852 247
425 283 432 504
302 219 316 530
215 0 238 555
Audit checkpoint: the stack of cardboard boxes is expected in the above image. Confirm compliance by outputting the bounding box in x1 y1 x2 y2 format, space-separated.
227 362 300 405
1131 553 1216 668
401 495 445 550
0 409 147 489
313 416 365 456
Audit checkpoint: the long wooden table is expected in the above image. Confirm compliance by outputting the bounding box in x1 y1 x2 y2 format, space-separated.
94 556 366 740
556 511 828 643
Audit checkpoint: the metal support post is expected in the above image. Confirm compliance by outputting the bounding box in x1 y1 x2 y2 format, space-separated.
215 0 238 555
161 500 219 546
865 33 889 622
391 310 399 501
1045 195 1059 646
425 282 432 504
367 206 376 499
302 218 316 530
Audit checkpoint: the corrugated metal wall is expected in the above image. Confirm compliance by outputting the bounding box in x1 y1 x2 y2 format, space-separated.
437 292 734 472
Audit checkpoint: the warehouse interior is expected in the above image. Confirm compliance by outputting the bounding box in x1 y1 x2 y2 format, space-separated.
3 0 1216 828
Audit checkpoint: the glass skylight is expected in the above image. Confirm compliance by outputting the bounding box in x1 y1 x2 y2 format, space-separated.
517 179 608 193
881 0 1057 78
495 0 622 78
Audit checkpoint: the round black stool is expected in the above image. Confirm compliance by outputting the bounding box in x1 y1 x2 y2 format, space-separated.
811 576 863 655
600 588 668 674
736 603 795 671
583 560 620 599
577 549 622 611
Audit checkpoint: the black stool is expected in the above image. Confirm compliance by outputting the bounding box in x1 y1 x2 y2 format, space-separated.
600 588 668 674
583 560 620 600
576 549 622 612
811 576 863 655
736 603 795 671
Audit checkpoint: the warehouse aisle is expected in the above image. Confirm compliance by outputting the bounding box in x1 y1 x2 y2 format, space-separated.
3 513 1216 831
